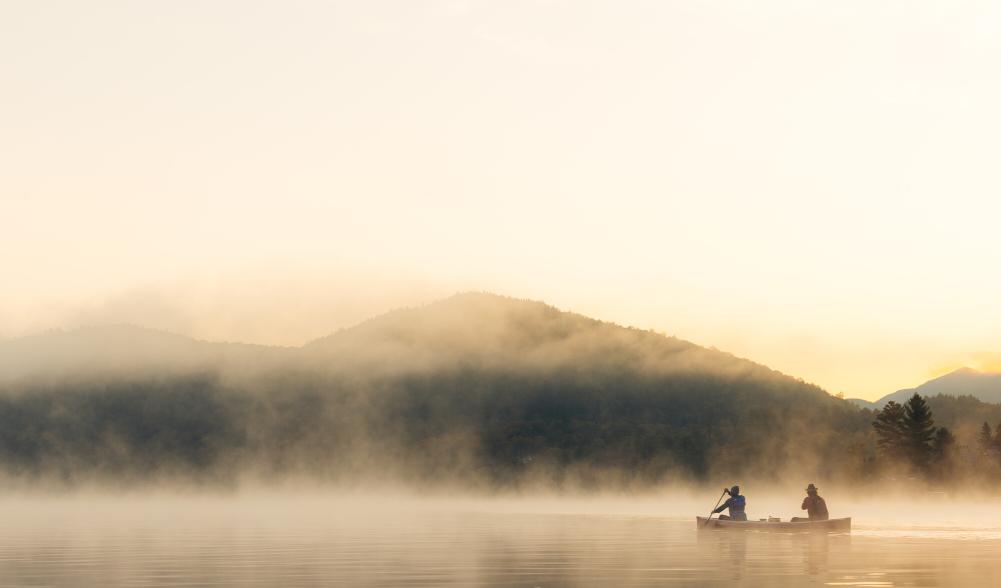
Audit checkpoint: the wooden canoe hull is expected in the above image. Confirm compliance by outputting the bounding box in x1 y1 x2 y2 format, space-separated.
696 517 851 532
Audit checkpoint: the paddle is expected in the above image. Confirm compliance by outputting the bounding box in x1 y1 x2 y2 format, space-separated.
702 488 728 527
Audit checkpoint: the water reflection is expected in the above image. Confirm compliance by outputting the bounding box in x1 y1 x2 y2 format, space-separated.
0 499 997 586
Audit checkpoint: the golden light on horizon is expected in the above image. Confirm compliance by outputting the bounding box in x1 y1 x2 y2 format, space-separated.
927 353 1001 380
3 0 1001 400
967 353 1001 375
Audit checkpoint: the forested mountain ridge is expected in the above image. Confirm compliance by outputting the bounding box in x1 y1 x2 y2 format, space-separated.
1 294 827 388
0 324 290 384
881 368 1001 406
850 368 1001 409
305 293 824 383
0 293 872 488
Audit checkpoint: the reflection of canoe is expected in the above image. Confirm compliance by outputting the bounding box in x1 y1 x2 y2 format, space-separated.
696 517 851 532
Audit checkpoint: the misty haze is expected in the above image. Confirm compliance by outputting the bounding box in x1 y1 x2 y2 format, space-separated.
2 293 1001 585
5 0 1001 586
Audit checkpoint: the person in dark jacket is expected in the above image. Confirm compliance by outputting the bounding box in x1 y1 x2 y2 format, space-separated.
795 483 828 521
713 485 747 521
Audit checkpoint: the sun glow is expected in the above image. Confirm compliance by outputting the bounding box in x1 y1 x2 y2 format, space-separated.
970 353 1001 374
2 0 1000 400
929 353 1001 379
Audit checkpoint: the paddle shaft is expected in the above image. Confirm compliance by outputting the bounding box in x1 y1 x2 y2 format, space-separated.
702 489 728 527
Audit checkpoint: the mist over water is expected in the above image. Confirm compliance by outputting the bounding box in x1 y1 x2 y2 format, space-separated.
0 294 875 493
7 0 1001 584
0 294 999 585
2 493 1000 587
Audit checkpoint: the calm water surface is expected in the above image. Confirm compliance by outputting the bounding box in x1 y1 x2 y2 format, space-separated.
0 497 997 587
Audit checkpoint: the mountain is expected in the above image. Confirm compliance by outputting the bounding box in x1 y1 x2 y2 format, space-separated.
0 293 871 488
305 293 802 380
0 324 290 384
868 368 1001 408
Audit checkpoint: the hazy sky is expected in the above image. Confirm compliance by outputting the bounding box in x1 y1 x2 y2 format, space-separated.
3 1 1000 399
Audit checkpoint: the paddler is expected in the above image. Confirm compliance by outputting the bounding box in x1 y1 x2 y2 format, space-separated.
798 483 828 521
712 485 747 521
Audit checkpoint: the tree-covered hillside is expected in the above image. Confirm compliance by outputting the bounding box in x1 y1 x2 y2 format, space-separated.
850 368 1001 409
0 293 877 488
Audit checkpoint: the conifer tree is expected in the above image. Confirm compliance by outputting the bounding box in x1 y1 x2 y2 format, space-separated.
902 393 936 471
979 422 993 452
933 427 955 456
932 426 956 480
873 401 906 459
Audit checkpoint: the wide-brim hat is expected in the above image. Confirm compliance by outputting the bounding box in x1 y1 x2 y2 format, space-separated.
806 483 818 492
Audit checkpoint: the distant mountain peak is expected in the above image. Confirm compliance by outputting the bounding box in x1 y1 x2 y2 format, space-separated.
1 292 827 401
939 366 980 377
297 291 824 397
871 367 1001 407
0 323 287 385
304 291 589 349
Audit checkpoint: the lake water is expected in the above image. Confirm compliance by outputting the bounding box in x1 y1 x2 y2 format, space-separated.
0 495 998 587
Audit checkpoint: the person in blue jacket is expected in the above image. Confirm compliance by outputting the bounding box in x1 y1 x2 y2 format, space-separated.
713 485 747 521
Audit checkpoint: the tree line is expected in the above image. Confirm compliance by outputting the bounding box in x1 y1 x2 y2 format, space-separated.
0 370 998 491
871 393 955 479
0 366 870 489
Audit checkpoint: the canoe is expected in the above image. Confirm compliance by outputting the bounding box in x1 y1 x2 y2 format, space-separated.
696 516 851 532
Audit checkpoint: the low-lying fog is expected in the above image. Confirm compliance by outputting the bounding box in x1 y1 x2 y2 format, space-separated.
3 297 998 585
6 489 994 532
2 491 1000 587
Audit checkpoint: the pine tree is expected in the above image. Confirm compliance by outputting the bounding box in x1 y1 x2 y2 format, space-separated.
991 422 1001 466
902 393 936 471
979 422 993 452
873 401 906 460
932 426 956 481
933 427 955 456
